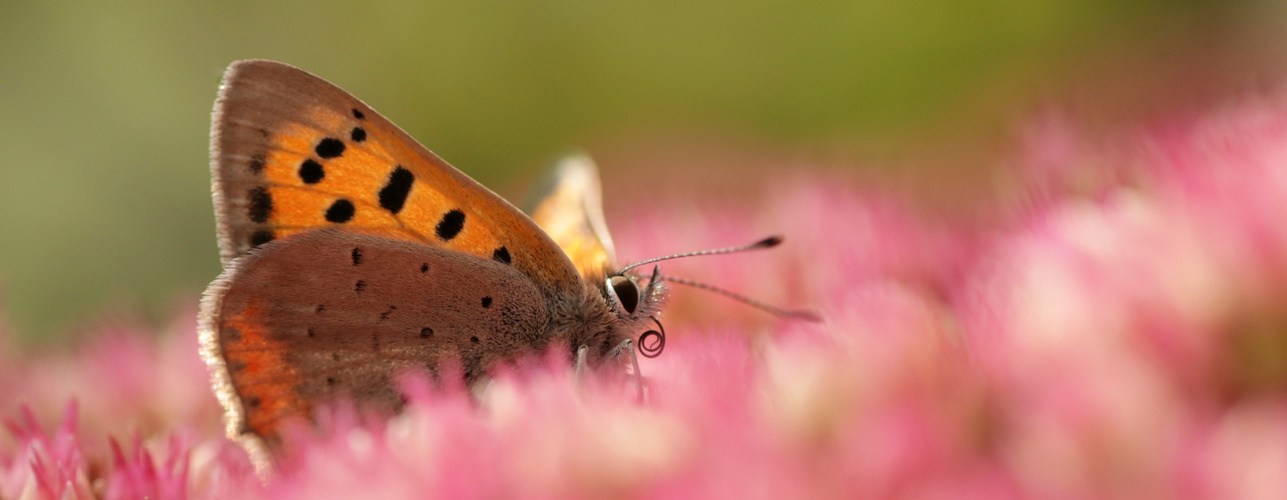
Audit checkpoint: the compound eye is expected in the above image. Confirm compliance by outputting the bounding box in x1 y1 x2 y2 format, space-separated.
608 275 640 315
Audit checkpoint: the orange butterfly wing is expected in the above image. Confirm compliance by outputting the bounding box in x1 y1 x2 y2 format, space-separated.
523 154 618 281
209 59 582 297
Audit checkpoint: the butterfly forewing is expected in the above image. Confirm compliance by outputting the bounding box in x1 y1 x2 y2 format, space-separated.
210 59 582 297
202 230 551 448
524 154 618 281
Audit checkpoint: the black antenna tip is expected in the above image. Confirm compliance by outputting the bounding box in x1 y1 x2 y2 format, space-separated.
756 236 783 248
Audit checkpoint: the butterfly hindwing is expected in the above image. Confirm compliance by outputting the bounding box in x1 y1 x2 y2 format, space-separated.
210 59 582 297
200 229 551 449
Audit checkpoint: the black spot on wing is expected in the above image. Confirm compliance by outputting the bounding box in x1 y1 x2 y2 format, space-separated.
315 138 345 159
250 230 274 248
248 154 266 174
325 199 355 223
420 327 433 339
481 296 492 308
420 263 429 273
351 247 362 266
223 326 243 343
354 280 366 293
379 167 414 214
350 127 366 143
299 159 324 184
436 209 465 241
470 336 480 344
492 246 511 264
247 187 272 223
352 108 365 120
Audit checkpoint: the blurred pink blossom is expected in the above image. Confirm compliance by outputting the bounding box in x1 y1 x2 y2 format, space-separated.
3 91 1287 498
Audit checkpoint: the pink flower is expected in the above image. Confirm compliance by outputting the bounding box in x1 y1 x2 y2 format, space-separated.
4 89 1287 498
1 405 91 500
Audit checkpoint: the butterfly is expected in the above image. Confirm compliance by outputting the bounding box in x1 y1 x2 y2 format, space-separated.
198 60 804 466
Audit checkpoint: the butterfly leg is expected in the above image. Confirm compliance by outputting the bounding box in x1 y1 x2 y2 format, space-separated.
626 342 650 404
606 339 646 404
625 341 648 403
470 375 493 401
575 345 589 380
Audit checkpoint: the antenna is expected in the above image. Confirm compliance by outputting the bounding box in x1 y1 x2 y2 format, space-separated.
618 236 782 274
662 275 822 322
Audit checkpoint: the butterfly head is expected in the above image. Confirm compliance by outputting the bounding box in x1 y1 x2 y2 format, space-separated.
603 265 669 358
590 235 823 362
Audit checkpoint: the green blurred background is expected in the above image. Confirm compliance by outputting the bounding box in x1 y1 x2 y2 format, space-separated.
1 0 1284 340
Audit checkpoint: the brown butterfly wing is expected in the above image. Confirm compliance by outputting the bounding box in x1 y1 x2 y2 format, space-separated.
200 230 550 453
210 59 581 298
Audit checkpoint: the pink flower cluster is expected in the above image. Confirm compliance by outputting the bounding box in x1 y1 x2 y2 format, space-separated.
4 94 1287 499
